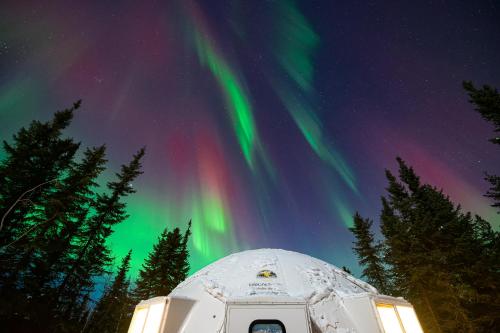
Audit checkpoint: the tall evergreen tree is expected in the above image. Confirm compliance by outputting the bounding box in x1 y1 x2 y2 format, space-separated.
171 220 191 287
31 146 106 285
349 212 390 294
55 147 145 326
132 222 191 301
0 101 81 235
132 228 167 302
350 157 499 332
0 102 146 332
378 157 499 333
85 250 133 333
0 102 81 284
463 81 500 145
463 81 500 210
0 102 83 328
21 146 107 329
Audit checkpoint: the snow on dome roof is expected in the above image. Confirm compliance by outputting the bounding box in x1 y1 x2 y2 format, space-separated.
171 248 377 304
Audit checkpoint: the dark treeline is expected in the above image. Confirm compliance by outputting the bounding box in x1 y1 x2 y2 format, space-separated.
349 82 500 333
0 103 191 333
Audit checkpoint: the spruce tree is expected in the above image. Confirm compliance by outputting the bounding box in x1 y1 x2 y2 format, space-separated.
0 102 81 284
0 102 146 332
0 102 81 239
463 81 500 210
0 102 82 328
26 146 107 289
55 147 145 323
133 228 168 301
349 213 389 294
350 157 499 332
85 250 133 333
381 159 464 332
171 220 191 289
132 222 191 301
379 157 499 333
22 146 107 328
463 81 500 145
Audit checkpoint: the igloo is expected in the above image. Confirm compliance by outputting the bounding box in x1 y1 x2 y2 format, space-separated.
127 249 423 333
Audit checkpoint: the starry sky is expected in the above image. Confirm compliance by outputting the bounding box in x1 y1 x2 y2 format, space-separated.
1 0 499 278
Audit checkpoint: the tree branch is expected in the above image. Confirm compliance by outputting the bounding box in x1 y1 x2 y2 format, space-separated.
0 179 57 233
1 212 59 250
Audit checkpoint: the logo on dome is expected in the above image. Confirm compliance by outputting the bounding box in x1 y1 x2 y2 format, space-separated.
257 270 277 278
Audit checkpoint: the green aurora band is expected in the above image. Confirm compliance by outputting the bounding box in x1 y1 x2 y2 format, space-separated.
275 0 319 93
271 1 357 193
193 30 258 169
276 88 357 192
332 197 355 228
111 186 239 277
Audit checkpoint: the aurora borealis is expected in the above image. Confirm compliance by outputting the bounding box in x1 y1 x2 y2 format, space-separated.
1 0 499 278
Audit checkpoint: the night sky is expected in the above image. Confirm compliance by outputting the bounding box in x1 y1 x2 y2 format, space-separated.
1 0 499 278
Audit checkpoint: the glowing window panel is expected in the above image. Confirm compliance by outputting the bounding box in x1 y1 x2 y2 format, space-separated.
396 306 424 333
128 307 148 333
142 302 166 333
376 304 403 333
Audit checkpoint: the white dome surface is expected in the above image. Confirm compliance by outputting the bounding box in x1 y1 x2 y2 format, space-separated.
171 248 377 303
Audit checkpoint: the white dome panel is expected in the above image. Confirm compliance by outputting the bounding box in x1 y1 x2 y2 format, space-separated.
171 248 377 302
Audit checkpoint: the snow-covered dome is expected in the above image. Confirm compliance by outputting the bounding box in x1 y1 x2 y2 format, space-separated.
172 248 377 302
133 249 419 333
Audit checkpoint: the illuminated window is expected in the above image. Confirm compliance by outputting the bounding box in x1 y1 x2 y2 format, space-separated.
142 302 166 333
127 301 167 333
396 306 424 333
249 320 286 333
376 303 424 333
128 307 148 333
376 304 404 333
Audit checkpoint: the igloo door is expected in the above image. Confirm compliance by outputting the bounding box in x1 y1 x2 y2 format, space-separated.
226 302 311 333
